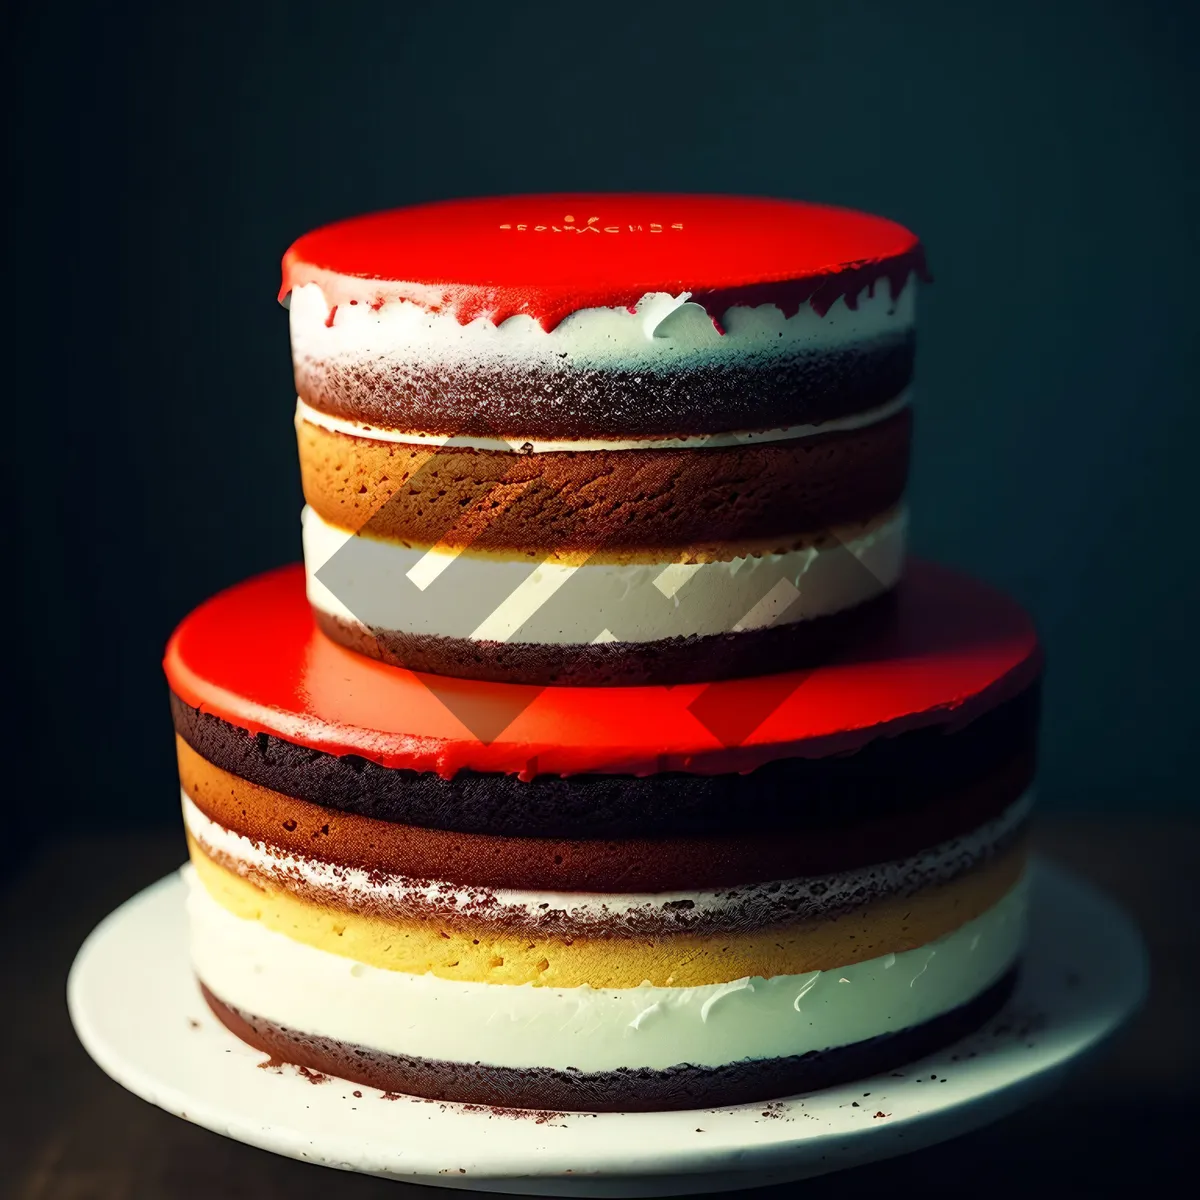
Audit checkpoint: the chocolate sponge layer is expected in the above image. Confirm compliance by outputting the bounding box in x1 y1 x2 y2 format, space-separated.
202 968 1016 1113
313 590 903 686
294 333 914 438
170 682 1039 841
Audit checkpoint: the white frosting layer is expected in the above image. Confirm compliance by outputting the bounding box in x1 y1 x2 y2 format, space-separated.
183 789 1032 929
302 506 907 645
289 277 916 375
188 867 1026 1072
295 391 911 453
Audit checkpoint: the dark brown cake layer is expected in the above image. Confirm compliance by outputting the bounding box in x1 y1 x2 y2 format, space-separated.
170 682 1039 841
202 967 1016 1113
297 410 911 551
313 591 902 687
294 334 914 438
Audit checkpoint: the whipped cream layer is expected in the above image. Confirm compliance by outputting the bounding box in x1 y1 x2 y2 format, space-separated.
182 789 1032 934
302 506 907 646
294 391 912 453
289 277 916 376
189 866 1025 1073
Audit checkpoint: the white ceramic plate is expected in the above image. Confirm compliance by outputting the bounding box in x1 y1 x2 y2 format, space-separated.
68 859 1146 1196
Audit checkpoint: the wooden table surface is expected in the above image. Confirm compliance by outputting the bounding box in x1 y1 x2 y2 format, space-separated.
5 819 1195 1199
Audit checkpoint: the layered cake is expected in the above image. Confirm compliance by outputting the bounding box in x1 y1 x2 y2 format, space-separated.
288 195 923 684
169 563 1039 1112
167 194 1043 1112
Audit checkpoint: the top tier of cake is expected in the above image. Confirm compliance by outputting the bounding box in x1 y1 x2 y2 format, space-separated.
284 193 923 437
284 195 925 685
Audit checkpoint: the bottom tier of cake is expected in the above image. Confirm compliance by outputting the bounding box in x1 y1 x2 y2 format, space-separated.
189 866 1024 1112
165 562 1041 1113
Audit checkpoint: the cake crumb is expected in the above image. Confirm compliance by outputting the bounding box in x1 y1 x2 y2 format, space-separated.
461 1102 566 1125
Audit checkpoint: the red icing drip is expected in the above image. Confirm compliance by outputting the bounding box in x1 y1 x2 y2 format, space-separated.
279 194 926 332
163 562 1040 780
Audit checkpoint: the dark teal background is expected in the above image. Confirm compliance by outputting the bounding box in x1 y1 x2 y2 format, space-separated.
6 0 1197 849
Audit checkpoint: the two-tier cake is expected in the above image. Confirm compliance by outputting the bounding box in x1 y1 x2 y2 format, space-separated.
165 194 1041 1112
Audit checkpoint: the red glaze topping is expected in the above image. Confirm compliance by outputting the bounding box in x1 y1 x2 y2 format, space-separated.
281 194 926 331
164 563 1040 779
